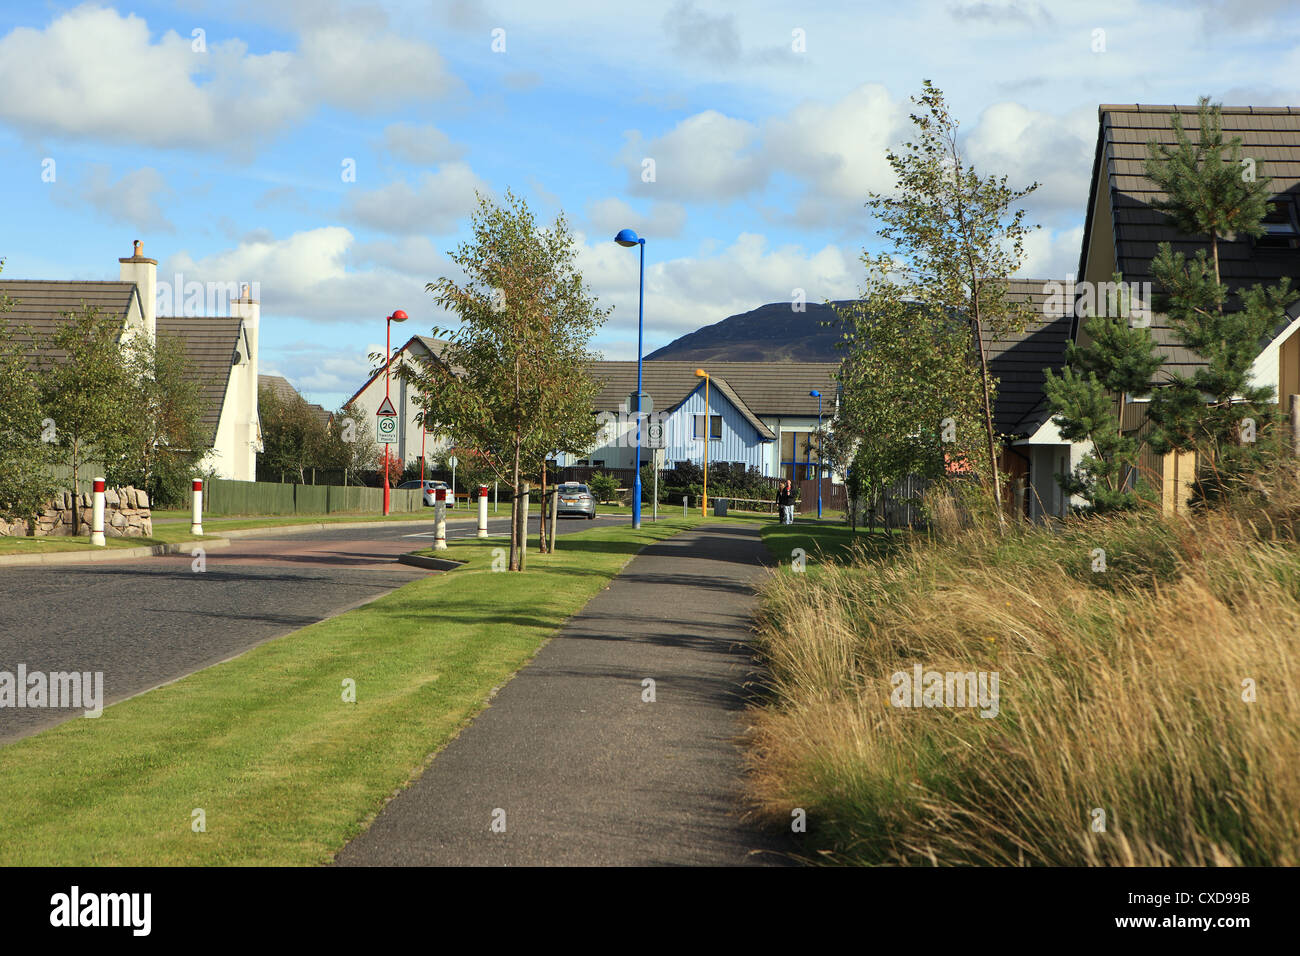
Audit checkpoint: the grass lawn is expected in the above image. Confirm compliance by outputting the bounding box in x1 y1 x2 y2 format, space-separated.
151 508 444 529
760 518 904 568
0 515 705 865
0 524 215 555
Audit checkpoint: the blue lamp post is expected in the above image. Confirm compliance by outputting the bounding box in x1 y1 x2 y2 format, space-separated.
809 389 823 519
615 228 646 530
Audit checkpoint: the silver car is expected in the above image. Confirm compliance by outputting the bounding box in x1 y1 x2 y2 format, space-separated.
397 479 451 507
555 482 596 519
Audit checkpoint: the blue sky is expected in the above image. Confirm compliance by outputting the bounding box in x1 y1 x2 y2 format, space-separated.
2 0 1299 410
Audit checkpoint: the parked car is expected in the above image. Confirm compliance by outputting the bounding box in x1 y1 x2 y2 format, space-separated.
396 479 452 507
555 482 596 519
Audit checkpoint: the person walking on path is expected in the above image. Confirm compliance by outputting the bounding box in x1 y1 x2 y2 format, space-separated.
776 479 795 525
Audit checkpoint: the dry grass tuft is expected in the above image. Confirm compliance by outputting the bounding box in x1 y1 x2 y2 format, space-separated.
747 476 1300 865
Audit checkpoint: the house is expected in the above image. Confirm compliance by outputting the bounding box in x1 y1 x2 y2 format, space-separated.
577 361 839 480
346 335 454 467
0 241 263 480
985 279 1088 521
1073 104 1300 512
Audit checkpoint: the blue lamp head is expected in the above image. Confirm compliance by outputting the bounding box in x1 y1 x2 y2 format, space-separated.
809 389 821 398
614 228 642 247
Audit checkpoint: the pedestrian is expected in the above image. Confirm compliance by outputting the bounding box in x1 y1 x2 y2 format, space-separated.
776 479 795 525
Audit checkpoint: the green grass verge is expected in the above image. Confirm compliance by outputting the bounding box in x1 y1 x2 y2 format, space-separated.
0 515 705 865
0 525 214 554
759 519 904 568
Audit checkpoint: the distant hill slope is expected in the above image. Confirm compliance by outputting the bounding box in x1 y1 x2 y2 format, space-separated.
644 300 853 363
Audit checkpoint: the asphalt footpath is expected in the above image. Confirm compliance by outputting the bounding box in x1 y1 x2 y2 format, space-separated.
336 521 796 867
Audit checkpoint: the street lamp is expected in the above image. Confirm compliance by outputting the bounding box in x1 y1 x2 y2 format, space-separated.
615 227 646 529
696 368 710 514
810 389 823 519
383 309 408 515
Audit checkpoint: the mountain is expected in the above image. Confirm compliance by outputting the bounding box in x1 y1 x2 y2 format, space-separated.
643 300 853 363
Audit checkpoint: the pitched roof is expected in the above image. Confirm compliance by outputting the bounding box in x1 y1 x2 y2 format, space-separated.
982 279 1073 437
586 360 838 421
0 280 137 358
1080 104 1300 381
346 335 453 407
157 316 243 445
258 373 332 427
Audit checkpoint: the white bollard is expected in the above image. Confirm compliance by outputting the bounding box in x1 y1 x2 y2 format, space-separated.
434 490 447 550
682 494 688 518
190 478 203 536
477 484 489 537
90 478 106 547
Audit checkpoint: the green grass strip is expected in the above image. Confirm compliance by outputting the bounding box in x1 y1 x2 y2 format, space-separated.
0 517 705 865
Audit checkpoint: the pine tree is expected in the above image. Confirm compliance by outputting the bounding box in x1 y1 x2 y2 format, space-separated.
1143 99 1292 499
1043 277 1164 512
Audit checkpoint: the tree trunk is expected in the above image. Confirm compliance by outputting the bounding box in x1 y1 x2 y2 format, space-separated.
972 304 1004 528
71 438 80 536
538 460 548 554
512 481 522 572
509 438 521 571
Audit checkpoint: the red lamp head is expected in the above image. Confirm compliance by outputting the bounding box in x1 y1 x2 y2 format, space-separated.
389 309 408 322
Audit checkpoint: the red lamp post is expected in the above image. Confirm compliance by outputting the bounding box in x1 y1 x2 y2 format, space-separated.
383 309 408 515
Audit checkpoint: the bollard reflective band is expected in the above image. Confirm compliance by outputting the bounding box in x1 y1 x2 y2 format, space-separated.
193 479 203 491
93 479 105 493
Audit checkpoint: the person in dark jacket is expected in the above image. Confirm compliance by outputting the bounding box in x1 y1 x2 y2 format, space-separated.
776 479 795 525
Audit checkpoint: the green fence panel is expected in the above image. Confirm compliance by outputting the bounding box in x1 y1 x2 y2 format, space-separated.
294 485 328 513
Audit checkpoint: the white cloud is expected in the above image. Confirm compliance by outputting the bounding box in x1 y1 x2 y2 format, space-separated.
585 198 686 240
0 5 454 152
341 163 491 234
159 227 450 325
965 102 1096 218
621 110 766 201
380 123 466 165
1016 225 1085 280
57 164 175 233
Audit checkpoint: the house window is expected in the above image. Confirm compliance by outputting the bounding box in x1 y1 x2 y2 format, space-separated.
693 414 722 439
1257 198 1300 249
780 430 821 481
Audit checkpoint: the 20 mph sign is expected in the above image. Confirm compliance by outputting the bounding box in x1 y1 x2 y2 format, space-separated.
376 396 398 444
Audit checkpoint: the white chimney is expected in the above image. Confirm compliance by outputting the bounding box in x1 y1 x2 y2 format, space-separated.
118 238 157 342
232 283 263 460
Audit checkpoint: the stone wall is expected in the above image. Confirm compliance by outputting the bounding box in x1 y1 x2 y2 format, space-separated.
0 486 153 538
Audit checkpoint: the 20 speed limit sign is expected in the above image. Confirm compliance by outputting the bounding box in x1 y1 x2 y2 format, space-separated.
376 415 397 443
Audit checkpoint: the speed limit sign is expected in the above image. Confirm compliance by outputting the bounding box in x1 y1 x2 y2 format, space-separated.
376 415 397 443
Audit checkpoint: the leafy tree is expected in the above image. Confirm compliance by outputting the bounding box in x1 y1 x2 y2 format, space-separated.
588 472 619 503
36 306 135 533
105 331 208 505
848 80 1039 524
258 385 332 483
0 261 58 527
321 403 379 486
408 190 609 571
1142 99 1292 500
1043 278 1164 512
834 292 987 523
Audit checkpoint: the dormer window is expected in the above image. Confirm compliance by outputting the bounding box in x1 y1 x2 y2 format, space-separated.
1256 198 1300 249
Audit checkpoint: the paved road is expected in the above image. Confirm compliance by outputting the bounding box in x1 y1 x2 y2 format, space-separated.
336 522 794 867
0 512 619 743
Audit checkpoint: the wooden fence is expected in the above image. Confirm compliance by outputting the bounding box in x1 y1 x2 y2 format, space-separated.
195 478 423 516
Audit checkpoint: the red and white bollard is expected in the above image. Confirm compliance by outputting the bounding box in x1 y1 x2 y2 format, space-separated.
477 485 489 538
90 478 106 547
434 488 447 550
191 479 204 536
